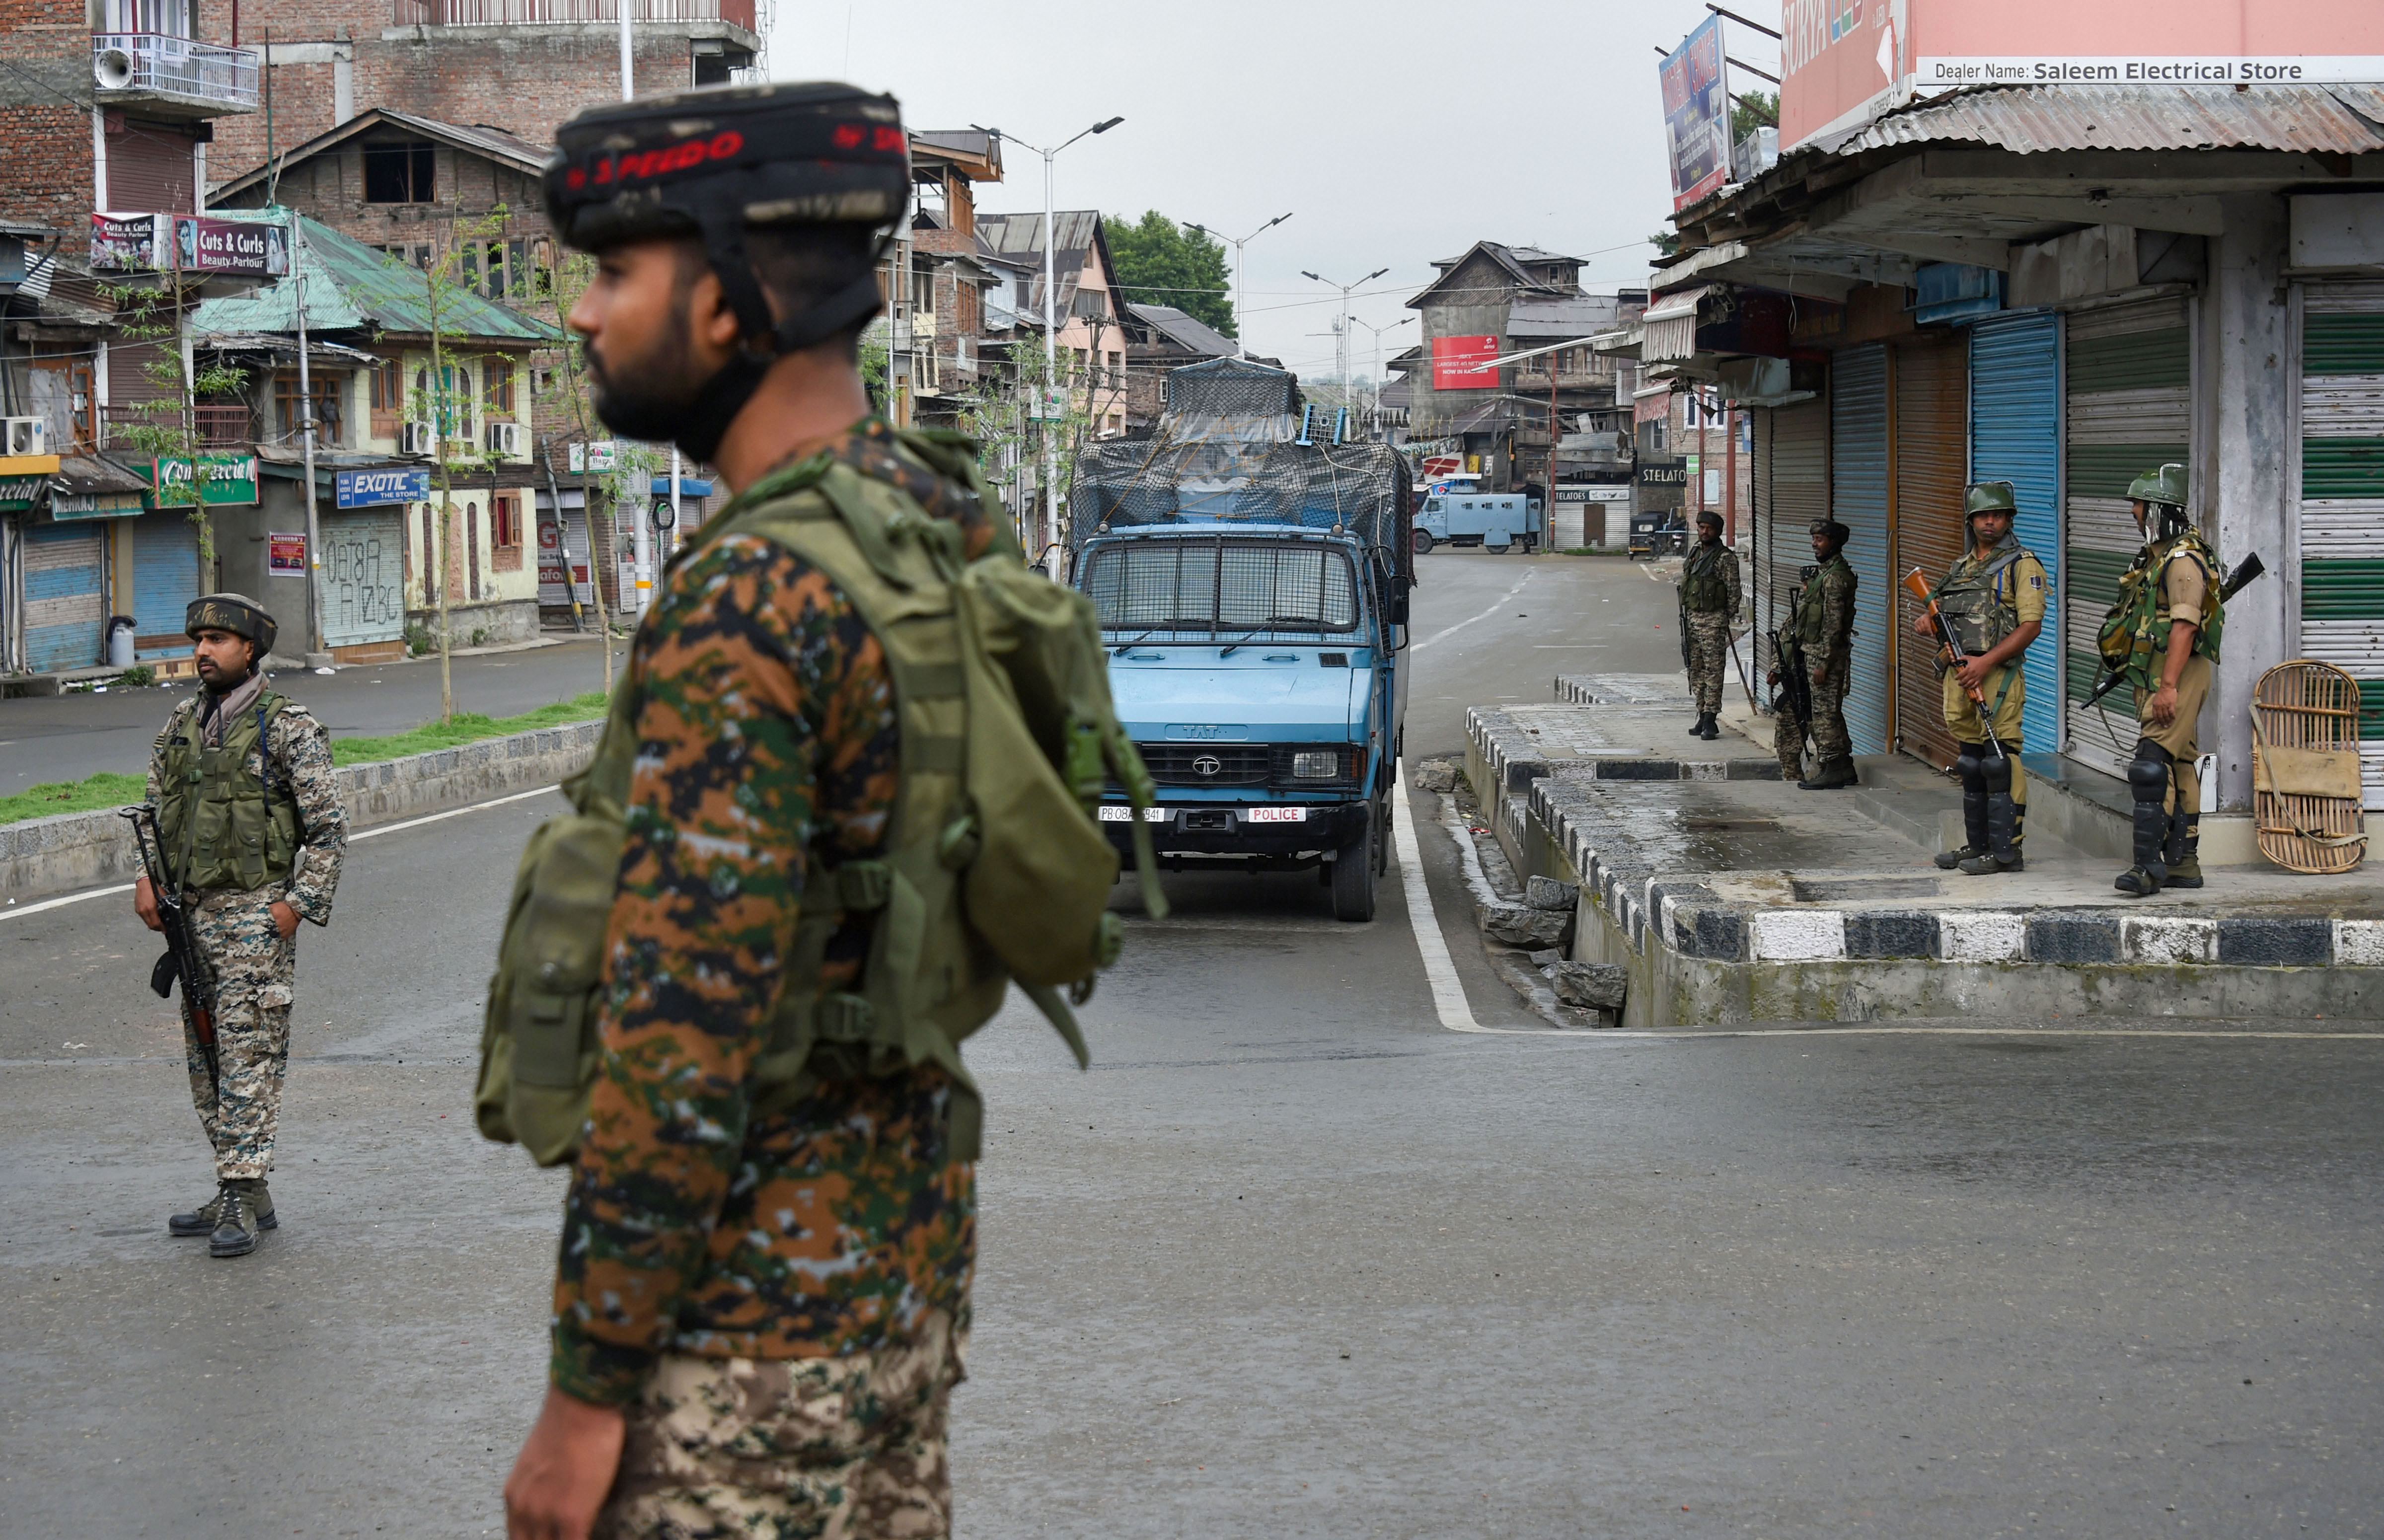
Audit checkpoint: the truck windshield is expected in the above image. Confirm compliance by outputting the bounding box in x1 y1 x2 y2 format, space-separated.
1083 537 1359 634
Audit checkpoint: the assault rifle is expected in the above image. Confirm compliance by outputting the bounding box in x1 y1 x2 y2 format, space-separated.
121 804 218 1096
1771 571 1815 729
1903 568 2011 761
2079 553 2268 712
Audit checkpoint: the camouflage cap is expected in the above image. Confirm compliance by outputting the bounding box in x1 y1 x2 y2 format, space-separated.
1809 518 1850 546
187 592 277 656
1695 509 1723 530
1965 480 2017 518
2126 462 2188 509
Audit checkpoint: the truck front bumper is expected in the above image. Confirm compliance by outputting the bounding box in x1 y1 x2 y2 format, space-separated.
1100 800 1370 869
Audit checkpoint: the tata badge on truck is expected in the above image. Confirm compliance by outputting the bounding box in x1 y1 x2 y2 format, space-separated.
1069 358 1414 921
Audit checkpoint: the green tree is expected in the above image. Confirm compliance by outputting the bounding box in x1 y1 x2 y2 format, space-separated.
1105 212 1234 337
1731 90 1779 140
538 248 617 691
101 277 248 571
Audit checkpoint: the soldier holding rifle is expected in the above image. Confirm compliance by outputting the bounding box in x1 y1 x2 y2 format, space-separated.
1769 518 1860 790
132 595 348 1257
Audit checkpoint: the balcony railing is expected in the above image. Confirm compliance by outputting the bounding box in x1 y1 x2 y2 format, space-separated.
104 403 255 452
393 0 757 30
92 34 259 110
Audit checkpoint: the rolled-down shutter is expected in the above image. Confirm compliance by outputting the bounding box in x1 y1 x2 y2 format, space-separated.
132 510 198 656
1768 397 1829 689
2064 297 2191 778
2300 281 2384 808
1893 334 1970 770
1750 408 1775 676
322 510 407 648
1831 344 1891 755
25 522 105 672
1969 311 2062 753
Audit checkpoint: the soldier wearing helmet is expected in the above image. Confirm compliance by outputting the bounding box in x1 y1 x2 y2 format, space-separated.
1915 482 2048 876
2096 463 2225 896
503 82 1020 1540
135 593 348 1258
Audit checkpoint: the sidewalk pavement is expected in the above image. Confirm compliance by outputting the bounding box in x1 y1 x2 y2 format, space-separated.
1464 673 2384 1027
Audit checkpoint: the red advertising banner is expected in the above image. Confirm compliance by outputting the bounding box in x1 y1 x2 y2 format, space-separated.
537 509 591 603
1659 16 1732 210
1432 334 1501 391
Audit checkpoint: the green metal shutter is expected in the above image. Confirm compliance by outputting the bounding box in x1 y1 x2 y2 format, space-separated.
2300 281 2384 808
2063 297 2190 779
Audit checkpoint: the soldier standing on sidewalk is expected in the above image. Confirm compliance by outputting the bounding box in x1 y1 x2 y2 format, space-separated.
2099 464 2224 896
1769 519 1860 790
1922 483 2048 876
137 594 348 1257
1680 509 1738 741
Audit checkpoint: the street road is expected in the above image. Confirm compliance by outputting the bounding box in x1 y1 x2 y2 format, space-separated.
0 635 619 793
2 551 2377 1538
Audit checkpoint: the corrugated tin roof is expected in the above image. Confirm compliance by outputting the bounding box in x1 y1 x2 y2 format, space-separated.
1126 302 1235 358
975 210 1102 261
192 212 560 343
1847 83 2384 156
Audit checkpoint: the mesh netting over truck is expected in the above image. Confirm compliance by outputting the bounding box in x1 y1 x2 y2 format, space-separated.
1069 358 1415 578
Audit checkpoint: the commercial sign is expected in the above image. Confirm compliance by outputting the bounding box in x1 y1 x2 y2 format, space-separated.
1659 15 1732 210
150 454 259 507
537 509 592 602
91 214 289 277
1431 334 1500 391
0 473 48 511
568 440 620 473
1782 0 2384 154
335 467 431 508
269 532 308 576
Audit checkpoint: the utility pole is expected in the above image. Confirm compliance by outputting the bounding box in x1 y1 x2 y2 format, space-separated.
1302 267 1388 421
287 210 326 665
617 8 653 615
1184 213 1291 359
1348 315 1413 441
970 116 1122 556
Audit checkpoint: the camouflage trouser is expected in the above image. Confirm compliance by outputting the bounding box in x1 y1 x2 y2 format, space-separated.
1685 610 1732 714
185 888 297 1183
596 1311 967 1540
1774 647 1854 774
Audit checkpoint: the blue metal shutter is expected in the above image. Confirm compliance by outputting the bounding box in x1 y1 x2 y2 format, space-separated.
24 522 105 672
132 511 199 659
1830 344 1891 755
320 509 407 649
2300 283 2384 807
1969 311 2062 752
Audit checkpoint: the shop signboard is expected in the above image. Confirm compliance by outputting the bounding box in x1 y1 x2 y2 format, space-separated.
1660 15 1732 211
91 214 289 277
335 467 431 508
537 507 592 603
150 454 259 506
269 532 309 576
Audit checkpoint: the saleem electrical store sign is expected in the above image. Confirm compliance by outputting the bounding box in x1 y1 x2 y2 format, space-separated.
335 467 431 508
150 454 259 507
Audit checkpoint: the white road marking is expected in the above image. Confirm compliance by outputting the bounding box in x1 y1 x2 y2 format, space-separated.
1412 570 1533 653
1393 763 1486 1033
0 783 563 922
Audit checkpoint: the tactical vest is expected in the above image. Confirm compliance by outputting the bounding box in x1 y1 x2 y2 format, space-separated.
1681 543 1733 612
1933 538 2035 657
2097 529 2226 689
157 692 301 894
1791 556 1854 647
478 435 1156 1168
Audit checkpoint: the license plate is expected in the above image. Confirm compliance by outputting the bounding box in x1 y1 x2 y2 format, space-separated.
1245 806 1306 823
1098 806 1168 822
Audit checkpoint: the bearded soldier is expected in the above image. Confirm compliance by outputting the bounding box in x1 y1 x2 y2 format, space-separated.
1680 509 1738 741
1921 482 2048 876
1769 518 1860 790
2099 464 2224 896
503 83 1023 1540
137 594 347 1257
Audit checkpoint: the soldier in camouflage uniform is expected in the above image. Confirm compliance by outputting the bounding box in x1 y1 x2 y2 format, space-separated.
1680 509 1738 740
1768 518 1860 790
136 593 347 1258
504 84 1002 1540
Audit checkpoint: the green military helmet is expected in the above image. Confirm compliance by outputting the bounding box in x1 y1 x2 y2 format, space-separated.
1964 481 2017 520
2126 462 2188 509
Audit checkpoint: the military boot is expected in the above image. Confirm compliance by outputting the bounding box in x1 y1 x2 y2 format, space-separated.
168 1183 226 1237
1798 756 1859 791
1695 713 1721 741
2114 801 2169 897
1937 779 1991 870
208 1179 276 1258
2164 808 2203 888
1687 712 1709 737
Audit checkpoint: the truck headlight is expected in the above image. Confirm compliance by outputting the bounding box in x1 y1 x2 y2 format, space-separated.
1291 750 1341 780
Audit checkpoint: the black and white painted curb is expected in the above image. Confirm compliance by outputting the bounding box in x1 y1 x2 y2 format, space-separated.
1467 706 1782 793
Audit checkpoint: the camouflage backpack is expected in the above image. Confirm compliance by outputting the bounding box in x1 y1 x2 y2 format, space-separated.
474 429 1164 1165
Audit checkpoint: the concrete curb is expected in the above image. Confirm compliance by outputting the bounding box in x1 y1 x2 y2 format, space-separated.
0 718 602 904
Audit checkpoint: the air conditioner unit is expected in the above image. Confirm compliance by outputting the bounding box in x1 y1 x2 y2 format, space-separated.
485 421 522 456
4 417 48 456
94 48 135 91
401 421 436 455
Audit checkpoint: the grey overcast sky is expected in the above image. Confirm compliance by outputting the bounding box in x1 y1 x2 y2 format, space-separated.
767 0 1783 381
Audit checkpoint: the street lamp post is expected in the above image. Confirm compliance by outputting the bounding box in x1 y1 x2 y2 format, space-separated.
1302 267 1389 422
1182 213 1291 360
972 116 1122 559
1347 314 1415 440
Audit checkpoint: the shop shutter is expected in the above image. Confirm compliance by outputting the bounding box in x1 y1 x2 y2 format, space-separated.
2064 297 2191 778
1893 335 1970 770
24 523 106 672
1760 399 1829 684
104 121 198 213
1969 311 2062 754
322 509 406 648
132 510 199 656
2300 281 2384 807
1749 408 1775 676
1830 345 1892 755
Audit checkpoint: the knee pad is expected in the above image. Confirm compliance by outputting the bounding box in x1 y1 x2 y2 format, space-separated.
2127 740 2172 803
1954 742 1986 792
1981 754 2012 796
